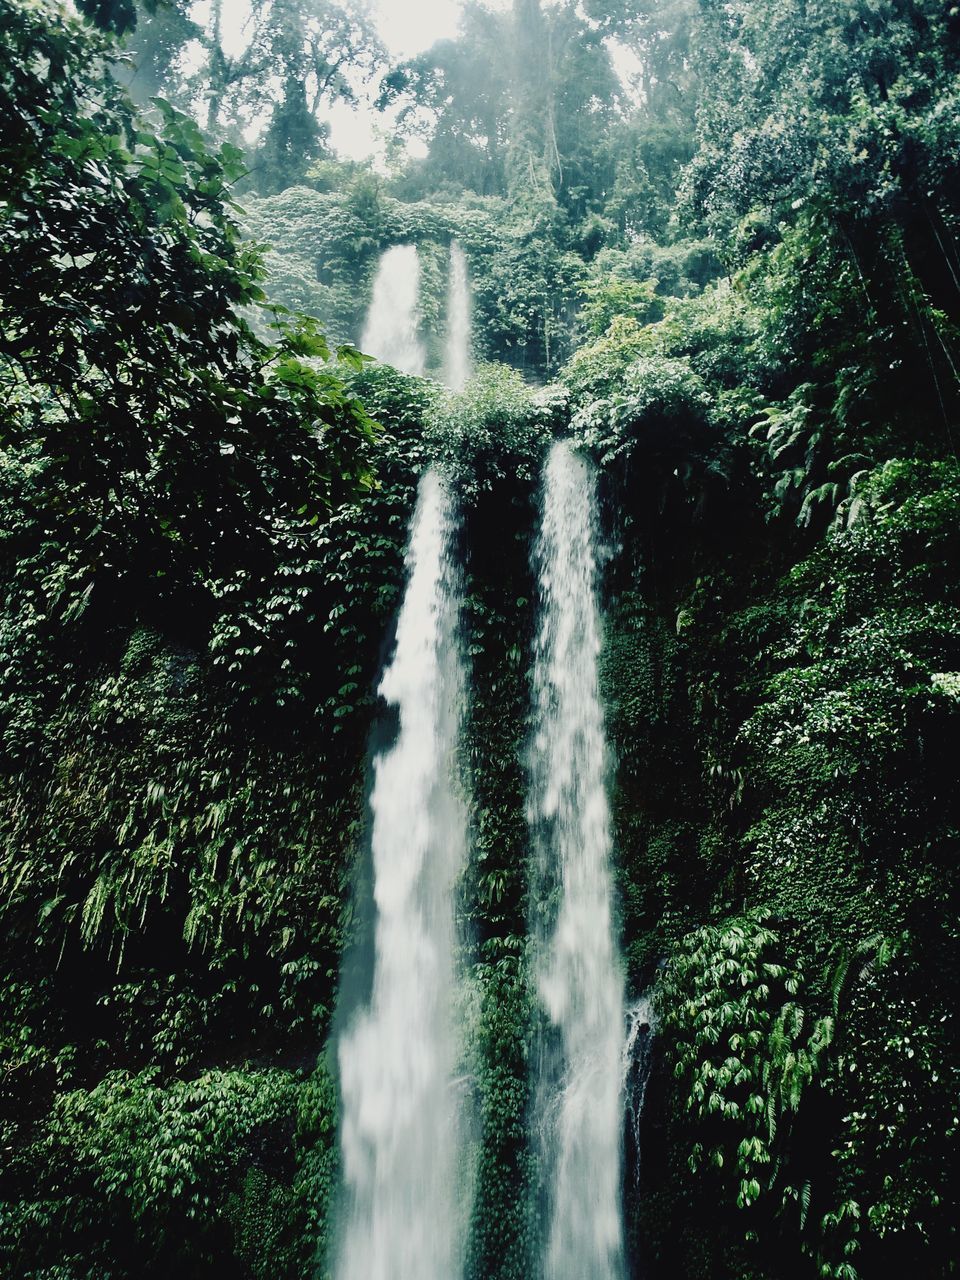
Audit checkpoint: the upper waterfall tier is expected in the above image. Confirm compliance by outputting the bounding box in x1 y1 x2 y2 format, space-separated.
360 244 427 377
444 241 473 392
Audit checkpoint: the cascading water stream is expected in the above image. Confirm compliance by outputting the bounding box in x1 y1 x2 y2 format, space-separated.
443 241 472 392
622 995 656 1198
336 471 469 1280
530 439 626 1280
361 243 427 376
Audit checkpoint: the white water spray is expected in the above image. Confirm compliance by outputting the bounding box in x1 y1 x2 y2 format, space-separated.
336 471 469 1280
530 439 626 1280
444 241 473 391
361 244 427 376
623 994 657 1193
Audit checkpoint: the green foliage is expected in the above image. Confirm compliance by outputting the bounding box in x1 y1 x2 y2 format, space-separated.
824 944 956 1277
425 364 555 503
658 903 956 1277
2 0 960 1277
122 0 386 191
662 912 833 1211
627 456 960 1279
680 0 960 468
1 1056 340 1279
451 436 543 1280
572 354 712 467
0 0 377 615
377 3 512 199
53 1067 297 1222
579 274 662 339
465 961 538 1280
562 315 652 402
77 0 140 35
0 7 392 1276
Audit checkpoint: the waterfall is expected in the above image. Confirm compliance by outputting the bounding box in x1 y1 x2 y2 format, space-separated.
336 471 469 1280
444 241 472 391
361 244 427 376
530 439 626 1280
622 995 656 1195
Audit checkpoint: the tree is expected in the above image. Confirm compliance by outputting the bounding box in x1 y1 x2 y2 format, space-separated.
380 0 623 219
116 0 388 191
0 0 376 609
378 3 513 198
582 0 699 239
121 0 203 109
508 0 623 219
241 0 386 191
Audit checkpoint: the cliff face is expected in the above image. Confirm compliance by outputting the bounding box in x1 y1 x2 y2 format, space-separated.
5 350 957 1278
2 0 960 1275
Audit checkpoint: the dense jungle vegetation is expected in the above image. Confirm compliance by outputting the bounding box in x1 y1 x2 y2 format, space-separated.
1 0 958 1276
